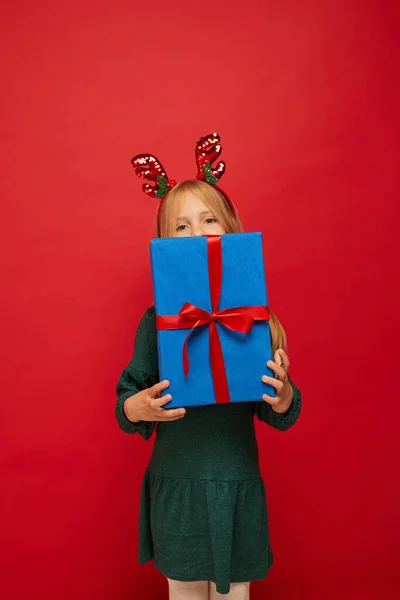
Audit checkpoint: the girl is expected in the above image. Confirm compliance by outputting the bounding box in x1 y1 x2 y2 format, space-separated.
116 137 301 600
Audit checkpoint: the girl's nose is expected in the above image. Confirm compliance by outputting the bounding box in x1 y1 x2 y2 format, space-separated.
192 227 205 237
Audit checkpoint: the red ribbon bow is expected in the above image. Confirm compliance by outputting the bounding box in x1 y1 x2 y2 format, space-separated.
156 236 270 404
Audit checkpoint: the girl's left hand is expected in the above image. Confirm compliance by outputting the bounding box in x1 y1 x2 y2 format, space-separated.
261 348 293 413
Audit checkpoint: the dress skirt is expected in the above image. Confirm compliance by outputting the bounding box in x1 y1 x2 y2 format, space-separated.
138 469 273 595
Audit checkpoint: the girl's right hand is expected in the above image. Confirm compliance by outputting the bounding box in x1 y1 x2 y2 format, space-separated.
123 380 186 423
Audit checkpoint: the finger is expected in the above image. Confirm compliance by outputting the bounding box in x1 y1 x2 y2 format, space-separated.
266 360 287 382
149 380 170 399
273 350 282 368
261 375 284 393
151 393 174 408
273 350 282 378
278 348 290 372
262 393 280 405
157 407 186 421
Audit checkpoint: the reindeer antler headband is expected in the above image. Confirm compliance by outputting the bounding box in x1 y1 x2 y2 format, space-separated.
131 133 236 229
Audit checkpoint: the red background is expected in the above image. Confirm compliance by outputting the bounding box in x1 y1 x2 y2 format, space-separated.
1 1 399 599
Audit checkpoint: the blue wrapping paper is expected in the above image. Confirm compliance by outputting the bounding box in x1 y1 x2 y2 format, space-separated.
150 232 275 408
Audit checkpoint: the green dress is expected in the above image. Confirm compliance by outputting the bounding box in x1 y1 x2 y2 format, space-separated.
115 307 301 595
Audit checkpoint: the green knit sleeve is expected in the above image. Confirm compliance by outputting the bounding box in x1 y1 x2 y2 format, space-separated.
115 307 159 439
253 375 302 431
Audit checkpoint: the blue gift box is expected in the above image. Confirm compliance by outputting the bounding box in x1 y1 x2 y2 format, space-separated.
150 232 275 408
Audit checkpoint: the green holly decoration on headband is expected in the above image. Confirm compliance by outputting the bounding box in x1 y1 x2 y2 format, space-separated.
156 176 170 198
202 162 219 185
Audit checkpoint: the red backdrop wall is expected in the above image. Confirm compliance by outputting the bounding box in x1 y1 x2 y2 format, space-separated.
1 1 399 599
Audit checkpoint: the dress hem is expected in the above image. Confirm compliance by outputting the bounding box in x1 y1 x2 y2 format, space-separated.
138 557 273 595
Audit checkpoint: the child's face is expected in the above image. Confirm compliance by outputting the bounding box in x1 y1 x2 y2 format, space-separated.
174 192 226 238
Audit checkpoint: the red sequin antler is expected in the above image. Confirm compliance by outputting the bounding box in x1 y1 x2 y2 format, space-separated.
195 133 226 183
131 134 235 225
131 154 177 199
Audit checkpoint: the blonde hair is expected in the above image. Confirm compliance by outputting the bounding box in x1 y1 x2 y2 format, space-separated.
156 180 287 355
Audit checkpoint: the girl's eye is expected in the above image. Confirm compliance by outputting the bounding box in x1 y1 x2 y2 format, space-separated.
176 224 187 231
204 218 217 224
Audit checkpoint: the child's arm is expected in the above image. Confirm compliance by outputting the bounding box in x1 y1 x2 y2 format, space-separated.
253 374 302 431
115 308 185 439
115 308 159 439
254 348 302 431
116 364 158 439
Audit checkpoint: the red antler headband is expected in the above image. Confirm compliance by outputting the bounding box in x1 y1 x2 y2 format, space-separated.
131 133 236 230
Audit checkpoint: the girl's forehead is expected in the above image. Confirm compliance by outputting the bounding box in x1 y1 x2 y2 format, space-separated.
177 192 210 217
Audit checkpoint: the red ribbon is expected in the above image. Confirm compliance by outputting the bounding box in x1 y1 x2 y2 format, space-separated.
156 236 270 404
